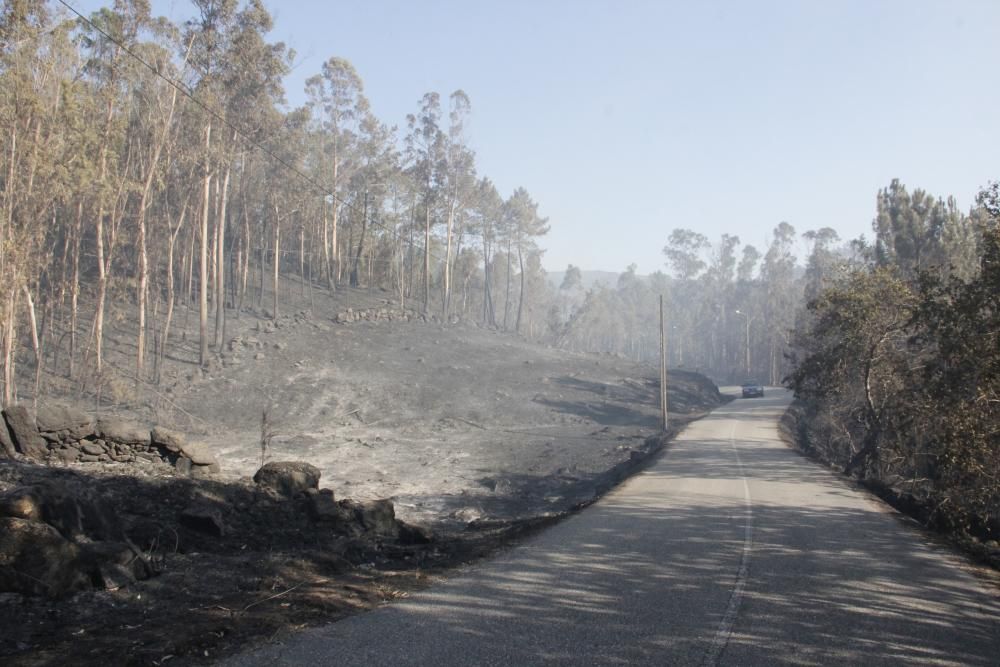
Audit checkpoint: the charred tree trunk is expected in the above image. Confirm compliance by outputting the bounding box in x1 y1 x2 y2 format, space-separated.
350 191 369 288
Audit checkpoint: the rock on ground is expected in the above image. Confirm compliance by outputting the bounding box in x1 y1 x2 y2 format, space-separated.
253 461 321 497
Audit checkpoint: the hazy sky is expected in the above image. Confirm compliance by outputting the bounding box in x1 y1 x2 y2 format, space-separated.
70 0 1000 273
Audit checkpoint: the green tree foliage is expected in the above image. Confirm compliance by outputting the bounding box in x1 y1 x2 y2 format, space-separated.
789 182 999 538
662 228 708 280
874 178 980 279
910 213 1000 531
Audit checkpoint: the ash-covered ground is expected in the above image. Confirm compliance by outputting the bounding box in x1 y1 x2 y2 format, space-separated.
1 288 723 666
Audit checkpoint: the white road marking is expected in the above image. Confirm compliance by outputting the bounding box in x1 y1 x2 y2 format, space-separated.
703 418 754 666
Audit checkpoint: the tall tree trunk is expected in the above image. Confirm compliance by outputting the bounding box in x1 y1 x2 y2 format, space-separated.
330 147 340 289
135 160 161 381
69 200 82 379
515 243 525 334
160 201 187 383
462 270 471 316
423 204 431 313
199 122 212 368
135 71 182 380
22 285 41 410
239 167 251 313
214 157 232 349
3 289 17 406
322 201 332 289
210 177 219 314
183 224 194 305
92 91 117 376
364 218 372 292
407 198 416 300
299 224 306 297
503 236 513 330
1 127 15 281
482 239 495 326
307 224 315 310
272 204 281 320
137 205 148 380
443 198 456 319
351 192 368 287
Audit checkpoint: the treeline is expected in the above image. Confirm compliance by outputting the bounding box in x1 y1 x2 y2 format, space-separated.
549 222 806 385
788 181 999 537
0 1 551 404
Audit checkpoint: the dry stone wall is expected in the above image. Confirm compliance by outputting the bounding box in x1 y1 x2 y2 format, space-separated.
0 403 219 477
333 301 423 324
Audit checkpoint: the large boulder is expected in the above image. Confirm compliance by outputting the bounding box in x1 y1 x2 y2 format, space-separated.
175 441 216 466
341 498 399 538
152 428 220 477
34 404 94 440
150 426 186 453
0 481 122 542
0 420 16 458
397 521 434 545
253 461 321 498
3 404 47 459
0 517 87 597
96 417 150 445
305 488 343 523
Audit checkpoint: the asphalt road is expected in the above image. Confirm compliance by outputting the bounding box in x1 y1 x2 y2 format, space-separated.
226 389 1000 666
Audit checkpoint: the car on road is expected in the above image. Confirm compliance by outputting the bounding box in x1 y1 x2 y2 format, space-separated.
741 380 764 398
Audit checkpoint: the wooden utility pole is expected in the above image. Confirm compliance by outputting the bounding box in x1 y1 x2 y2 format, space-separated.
659 294 668 432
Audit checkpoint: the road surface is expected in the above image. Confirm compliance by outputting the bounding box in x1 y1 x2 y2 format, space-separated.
226 389 1000 665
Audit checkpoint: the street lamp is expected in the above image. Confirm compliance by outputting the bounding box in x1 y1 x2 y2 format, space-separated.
735 309 752 377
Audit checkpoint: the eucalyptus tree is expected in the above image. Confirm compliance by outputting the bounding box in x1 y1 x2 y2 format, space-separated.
348 111 397 287
382 168 415 305
405 92 446 313
760 221 799 383
183 0 287 365
615 263 648 359
127 11 187 381
212 0 290 346
441 90 476 319
0 1 79 403
705 234 740 372
185 0 240 367
801 227 841 301
661 228 708 371
78 0 157 380
737 244 760 282
663 228 709 280
305 56 367 290
265 106 310 319
471 177 503 326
